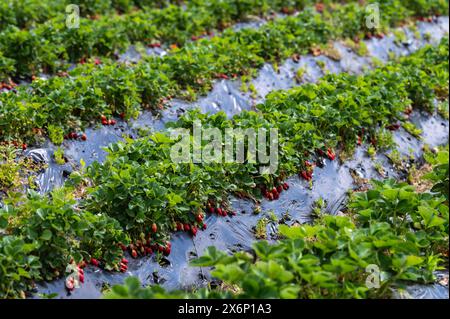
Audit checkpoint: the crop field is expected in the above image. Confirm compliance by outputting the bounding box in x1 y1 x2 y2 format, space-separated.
0 0 449 303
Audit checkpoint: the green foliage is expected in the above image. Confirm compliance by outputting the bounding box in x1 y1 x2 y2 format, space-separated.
1 1 448 143
104 177 449 299
0 188 129 292
424 148 449 202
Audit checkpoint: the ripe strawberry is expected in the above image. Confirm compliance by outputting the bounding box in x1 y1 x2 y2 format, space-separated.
119 244 127 251
78 261 86 269
208 206 214 214
273 192 279 200
315 3 325 13
101 115 107 121
357 136 362 146
145 247 153 255
81 133 87 141
22 143 27 150
94 58 101 65
196 214 203 223
163 246 171 256
191 226 198 237
300 171 310 181
277 185 283 193
326 148 335 161
216 207 222 215
176 223 183 231
79 273 84 283
283 182 289 190
158 245 164 253
184 224 190 231
119 112 125 119
120 266 127 273
102 119 108 125
121 258 128 264
268 193 274 201
151 223 158 233
90 258 99 267
131 249 138 258
222 210 228 217
202 223 207 230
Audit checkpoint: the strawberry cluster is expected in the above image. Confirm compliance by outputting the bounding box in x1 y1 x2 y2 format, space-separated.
64 132 87 141
101 115 116 126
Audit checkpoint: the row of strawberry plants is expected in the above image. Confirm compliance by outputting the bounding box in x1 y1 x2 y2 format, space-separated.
104 166 449 299
0 0 182 31
79 38 448 244
0 0 333 79
0 38 447 298
1 2 447 147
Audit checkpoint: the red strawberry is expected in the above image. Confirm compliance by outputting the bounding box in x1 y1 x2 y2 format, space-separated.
120 266 127 273
151 223 158 233
277 185 283 193
196 214 203 223
102 119 108 125
101 115 107 121
121 258 128 264
81 133 87 141
301 171 310 181
90 258 99 267
283 182 289 190
22 143 27 150
94 58 101 65
315 3 325 13
202 223 207 230
119 112 125 119
326 148 335 161
268 192 274 201
131 250 138 258
158 245 164 253
176 223 183 231
357 136 362 146
216 208 222 215
79 273 84 283
145 247 153 255
208 206 215 214
184 224 190 231
163 246 171 256
191 227 198 237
